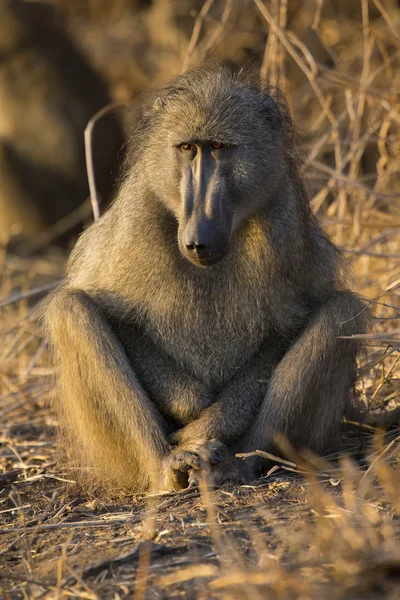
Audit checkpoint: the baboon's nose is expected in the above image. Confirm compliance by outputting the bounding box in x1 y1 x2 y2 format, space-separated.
181 223 229 266
185 242 209 259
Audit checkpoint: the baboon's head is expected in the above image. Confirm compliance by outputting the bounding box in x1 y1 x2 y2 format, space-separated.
139 64 288 267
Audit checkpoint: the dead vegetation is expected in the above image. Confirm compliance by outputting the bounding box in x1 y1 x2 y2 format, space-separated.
1 0 400 597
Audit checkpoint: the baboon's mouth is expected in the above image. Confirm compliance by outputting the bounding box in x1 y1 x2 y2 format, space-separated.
183 248 229 268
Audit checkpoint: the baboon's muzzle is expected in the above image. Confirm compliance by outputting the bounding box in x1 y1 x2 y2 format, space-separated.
181 218 230 267
178 152 232 268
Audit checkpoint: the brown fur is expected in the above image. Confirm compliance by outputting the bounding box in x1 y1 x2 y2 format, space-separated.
45 63 371 492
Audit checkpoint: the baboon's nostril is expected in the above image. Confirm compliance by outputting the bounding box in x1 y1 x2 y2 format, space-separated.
186 243 207 254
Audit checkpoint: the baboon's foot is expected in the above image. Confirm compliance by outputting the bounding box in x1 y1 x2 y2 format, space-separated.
187 456 250 488
368 407 400 429
233 453 274 482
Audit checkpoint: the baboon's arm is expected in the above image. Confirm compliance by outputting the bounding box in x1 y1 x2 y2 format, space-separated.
244 291 369 454
45 288 170 491
172 291 369 453
123 332 215 426
170 343 281 446
242 292 369 464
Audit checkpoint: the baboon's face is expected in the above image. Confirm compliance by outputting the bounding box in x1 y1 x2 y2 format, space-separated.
147 76 284 268
174 139 235 267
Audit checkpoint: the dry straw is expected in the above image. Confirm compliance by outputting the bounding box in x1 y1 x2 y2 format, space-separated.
1 0 400 597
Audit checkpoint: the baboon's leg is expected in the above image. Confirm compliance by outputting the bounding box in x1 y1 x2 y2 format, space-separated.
117 327 215 426
45 288 172 491
238 291 369 475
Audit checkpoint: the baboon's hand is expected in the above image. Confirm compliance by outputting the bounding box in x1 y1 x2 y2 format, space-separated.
161 439 224 490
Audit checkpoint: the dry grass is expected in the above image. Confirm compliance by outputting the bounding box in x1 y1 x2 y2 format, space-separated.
1 0 400 598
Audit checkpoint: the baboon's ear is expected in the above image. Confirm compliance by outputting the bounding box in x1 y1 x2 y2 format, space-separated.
140 94 168 121
263 95 282 129
153 87 186 112
153 97 165 112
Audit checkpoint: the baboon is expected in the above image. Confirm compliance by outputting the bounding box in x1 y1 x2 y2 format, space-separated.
45 63 371 493
0 0 124 245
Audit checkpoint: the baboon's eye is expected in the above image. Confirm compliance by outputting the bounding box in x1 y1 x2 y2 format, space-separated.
180 142 194 151
211 141 225 149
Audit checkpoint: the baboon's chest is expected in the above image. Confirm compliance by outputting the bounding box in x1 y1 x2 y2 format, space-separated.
143 293 268 387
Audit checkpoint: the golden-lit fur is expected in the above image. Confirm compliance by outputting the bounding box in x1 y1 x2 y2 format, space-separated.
45 64 370 492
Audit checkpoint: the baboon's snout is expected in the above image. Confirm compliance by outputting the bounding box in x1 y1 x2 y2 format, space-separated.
179 159 232 267
181 218 230 267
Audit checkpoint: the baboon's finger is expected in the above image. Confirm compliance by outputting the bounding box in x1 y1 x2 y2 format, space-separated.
170 450 203 473
188 468 202 488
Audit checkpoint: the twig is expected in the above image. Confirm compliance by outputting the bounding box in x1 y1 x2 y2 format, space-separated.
312 161 400 203
0 281 62 308
16 201 93 255
253 0 336 125
236 450 297 469
197 0 234 60
182 0 216 72
85 102 124 222
0 517 138 535
360 436 400 483
64 542 186 586
341 248 400 259
371 0 400 44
